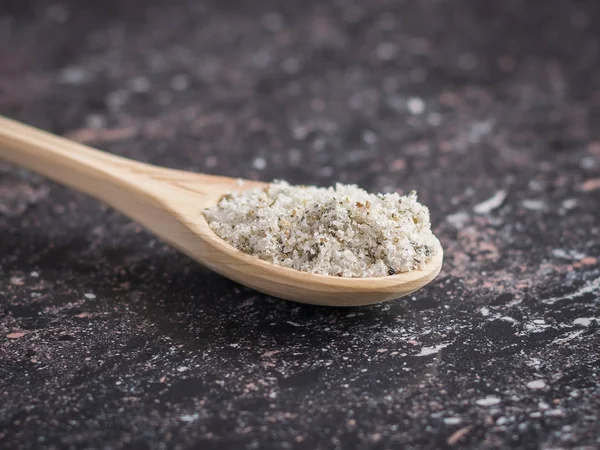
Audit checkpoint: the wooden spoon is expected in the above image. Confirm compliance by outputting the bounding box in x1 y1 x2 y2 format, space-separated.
0 115 443 306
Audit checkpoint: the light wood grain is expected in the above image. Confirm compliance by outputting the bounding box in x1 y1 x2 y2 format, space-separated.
0 115 443 306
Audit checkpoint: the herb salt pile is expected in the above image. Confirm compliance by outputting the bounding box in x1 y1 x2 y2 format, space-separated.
204 181 439 278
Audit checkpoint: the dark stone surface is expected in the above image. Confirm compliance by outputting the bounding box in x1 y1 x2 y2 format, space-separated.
1 0 600 448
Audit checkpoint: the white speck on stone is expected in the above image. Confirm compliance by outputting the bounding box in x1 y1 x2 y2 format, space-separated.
319 166 333 177
59 66 90 85
499 316 517 325
362 130 377 144
545 409 566 417
427 112 443 126
443 417 462 425
480 307 490 316
407 97 426 115
551 248 586 260
30 271 39 278
529 411 542 418
527 358 542 369
521 199 548 211
85 114 106 129
446 211 470 228
229 343 240 348
561 198 578 210
533 319 546 325
526 380 547 390
205 155 218 168
473 190 507 214
376 42 397 60
129 76 151 93
468 120 494 143
538 401 550 410
179 413 199 422
177 366 189 372
269 391 277 399
580 156 597 169
528 180 544 191
252 157 267 170
573 317 598 327
496 416 509 426
551 249 570 259
171 74 190 91
415 343 450 356
524 321 550 332
313 137 326 151
291 122 309 140
286 321 301 327
84 293 96 299
476 396 501 407
106 90 129 111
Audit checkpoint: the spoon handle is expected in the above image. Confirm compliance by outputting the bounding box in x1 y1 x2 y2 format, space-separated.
0 115 158 206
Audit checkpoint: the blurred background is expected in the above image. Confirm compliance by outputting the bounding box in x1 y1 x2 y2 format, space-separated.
1 1 599 449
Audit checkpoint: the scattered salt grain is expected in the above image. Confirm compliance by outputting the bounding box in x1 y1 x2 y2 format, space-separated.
204 181 439 277
526 380 547 390
252 157 267 170
376 42 397 60
468 120 494 143
407 97 426 115
552 248 586 260
59 66 90 85
84 293 96 299
129 76 151 93
561 198 578 210
446 211 470 228
476 396 501 407
573 317 597 327
415 343 450 356
443 417 463 426
205 155 218 168
179 413 199 422
521 199 547 211
473 190 507 214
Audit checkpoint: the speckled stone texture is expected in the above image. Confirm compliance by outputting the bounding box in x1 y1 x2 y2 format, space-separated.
1 0 599 449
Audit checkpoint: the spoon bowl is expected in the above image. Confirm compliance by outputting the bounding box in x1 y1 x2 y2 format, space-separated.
0 115 443 306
